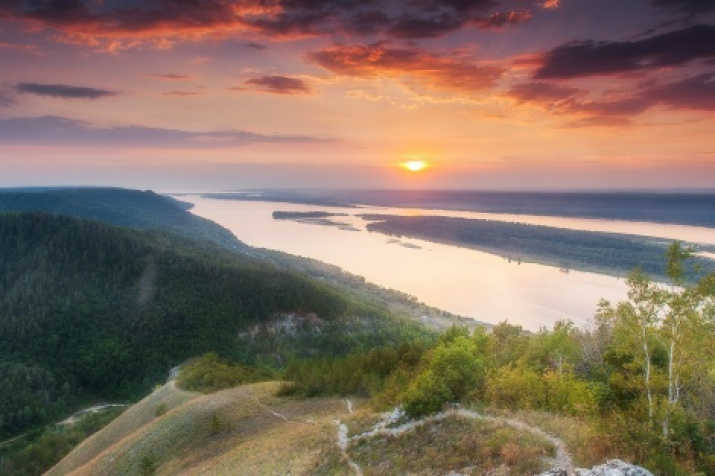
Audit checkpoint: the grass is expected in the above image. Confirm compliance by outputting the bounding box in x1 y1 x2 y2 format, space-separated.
349 415 554 476
47 382 587 476
45 381 200 476
488 406 619 469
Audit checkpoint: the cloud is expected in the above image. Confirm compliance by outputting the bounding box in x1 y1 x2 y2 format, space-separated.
540 0 560 9
472 11 533 30
562 116 633 128
146 74 193 81
534 24 715 79
0 115 332 148
244 75 311 94
245 42 267 50
15 82 117 99
510 73 715 126
642 72 715 110
0 0 540 49
651 0 715 14
162 91 199 96
309 43 504 94
506 82 583 111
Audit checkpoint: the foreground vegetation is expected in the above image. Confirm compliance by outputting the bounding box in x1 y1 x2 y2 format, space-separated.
363 214 715 279
285 243 715 475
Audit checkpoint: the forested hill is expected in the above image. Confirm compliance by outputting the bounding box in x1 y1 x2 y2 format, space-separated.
0 188 242 250
0 212 425 439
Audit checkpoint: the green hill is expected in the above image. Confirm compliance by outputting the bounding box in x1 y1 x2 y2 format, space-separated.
0 187 243 250
0 212 427 442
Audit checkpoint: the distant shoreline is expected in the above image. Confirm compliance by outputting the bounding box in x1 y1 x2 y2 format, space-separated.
201 190 715 229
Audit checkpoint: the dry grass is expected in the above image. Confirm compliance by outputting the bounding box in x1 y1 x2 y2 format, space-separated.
349 414 554 476
46 381 199 476
50 383 589 476
52 382 353 476
488 407 605 468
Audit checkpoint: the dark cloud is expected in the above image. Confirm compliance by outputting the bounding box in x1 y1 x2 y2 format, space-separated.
245 42 267 50
511 73 715 126
0 115 332 147
643 72 715 110
15 82 117 99
534 24 715 79
472 11 533 30
146 74 193 80
244 75 311 94
0 0 537 47
651 0 715 14
309 43 504 93
386 14 465 39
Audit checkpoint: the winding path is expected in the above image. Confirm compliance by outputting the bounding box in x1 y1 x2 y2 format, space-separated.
336 402 575 476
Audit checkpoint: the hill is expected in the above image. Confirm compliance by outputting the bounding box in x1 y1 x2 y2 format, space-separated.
0 187 243 250
47 381 564 476
0 212 428 442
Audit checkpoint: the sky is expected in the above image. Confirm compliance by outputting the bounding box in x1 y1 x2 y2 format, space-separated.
1 0 714 191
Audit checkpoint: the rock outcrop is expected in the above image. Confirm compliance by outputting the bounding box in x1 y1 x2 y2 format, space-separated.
538 459 654 476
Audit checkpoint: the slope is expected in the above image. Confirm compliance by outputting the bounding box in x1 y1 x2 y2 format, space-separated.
0 187 243 250
0 212 428 440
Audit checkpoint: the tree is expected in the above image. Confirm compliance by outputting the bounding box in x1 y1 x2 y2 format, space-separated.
600 242 715 439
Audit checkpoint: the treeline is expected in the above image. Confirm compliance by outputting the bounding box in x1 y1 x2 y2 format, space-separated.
285 244 715 475
363 214 715 280
272 211 347 220
0 212 427 439
177 353 275 393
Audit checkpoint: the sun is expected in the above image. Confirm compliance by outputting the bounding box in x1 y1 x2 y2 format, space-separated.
401 160 429 172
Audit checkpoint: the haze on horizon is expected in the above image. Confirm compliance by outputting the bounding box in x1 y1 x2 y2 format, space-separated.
1 0 714 191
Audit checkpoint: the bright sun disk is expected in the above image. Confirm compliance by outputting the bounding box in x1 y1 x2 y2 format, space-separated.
402 160 429 172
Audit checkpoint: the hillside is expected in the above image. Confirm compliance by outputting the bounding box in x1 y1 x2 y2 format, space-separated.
0 187 243 250
47 381 567 476
0 212 428 443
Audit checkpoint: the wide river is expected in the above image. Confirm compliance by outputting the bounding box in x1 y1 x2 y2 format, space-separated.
186 196 715 331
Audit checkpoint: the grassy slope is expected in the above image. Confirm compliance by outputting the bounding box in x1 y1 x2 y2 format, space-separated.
50 382 567 476
46 382 200 476
51 382 350 476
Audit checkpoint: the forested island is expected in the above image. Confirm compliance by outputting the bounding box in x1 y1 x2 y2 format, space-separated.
362 214 715 280
272 211 347 220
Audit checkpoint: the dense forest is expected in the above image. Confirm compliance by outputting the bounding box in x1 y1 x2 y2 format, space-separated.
363 214 715 280
0 212 427 440
284 244 715 474
0 188 242 250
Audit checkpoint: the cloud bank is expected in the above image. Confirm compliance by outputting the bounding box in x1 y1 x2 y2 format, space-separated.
0 116 332 148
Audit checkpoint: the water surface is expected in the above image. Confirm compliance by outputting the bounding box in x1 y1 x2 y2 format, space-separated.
187 196 646 330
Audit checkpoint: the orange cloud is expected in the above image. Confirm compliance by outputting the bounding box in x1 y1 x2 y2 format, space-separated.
309 44 504 94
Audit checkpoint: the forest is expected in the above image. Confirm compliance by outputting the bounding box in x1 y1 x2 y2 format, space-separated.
363 214 715 280
283 243 715 475
0 212 427 441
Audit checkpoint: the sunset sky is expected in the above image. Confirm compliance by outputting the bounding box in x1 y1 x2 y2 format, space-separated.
1 0 714 191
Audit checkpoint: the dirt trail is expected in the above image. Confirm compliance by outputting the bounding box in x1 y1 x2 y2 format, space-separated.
336 405 575 476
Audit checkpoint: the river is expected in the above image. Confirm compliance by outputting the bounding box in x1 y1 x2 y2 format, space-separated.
185 196 713 331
